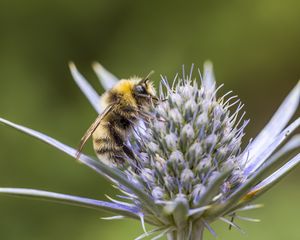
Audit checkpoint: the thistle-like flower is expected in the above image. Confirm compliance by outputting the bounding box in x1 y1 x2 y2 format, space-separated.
0 62 299 240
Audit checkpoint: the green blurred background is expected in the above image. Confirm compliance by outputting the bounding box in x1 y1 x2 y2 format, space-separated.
0 0 299 239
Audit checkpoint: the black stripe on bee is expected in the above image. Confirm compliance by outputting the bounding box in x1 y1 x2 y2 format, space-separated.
109 127 124 146
108 111 134 130
94 137 110 144
107 91 120 104
116 115 132 129
96 147 122 155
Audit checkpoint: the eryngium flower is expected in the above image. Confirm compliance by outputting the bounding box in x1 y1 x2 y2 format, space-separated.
0 62 299 240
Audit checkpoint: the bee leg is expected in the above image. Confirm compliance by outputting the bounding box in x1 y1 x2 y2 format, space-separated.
113 155 126 166
122 144 141 173
228 213 236 230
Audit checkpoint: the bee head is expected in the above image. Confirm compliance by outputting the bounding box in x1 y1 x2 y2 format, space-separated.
134 71 158 105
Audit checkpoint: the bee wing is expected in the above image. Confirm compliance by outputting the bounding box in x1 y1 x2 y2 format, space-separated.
76 103 115 159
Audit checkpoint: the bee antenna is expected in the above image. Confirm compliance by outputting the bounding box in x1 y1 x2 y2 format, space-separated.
140 70 155 83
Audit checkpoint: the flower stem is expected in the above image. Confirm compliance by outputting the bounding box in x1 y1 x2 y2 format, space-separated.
167 222 204 240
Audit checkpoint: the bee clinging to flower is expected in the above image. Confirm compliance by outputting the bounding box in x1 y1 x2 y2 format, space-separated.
76 72 158 167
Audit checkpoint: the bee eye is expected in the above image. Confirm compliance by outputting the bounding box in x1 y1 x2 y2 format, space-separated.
135 85 146 93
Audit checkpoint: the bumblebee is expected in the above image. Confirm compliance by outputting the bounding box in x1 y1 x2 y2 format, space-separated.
76 73 158 167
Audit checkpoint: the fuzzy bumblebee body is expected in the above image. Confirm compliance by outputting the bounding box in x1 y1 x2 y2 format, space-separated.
77 77 157 167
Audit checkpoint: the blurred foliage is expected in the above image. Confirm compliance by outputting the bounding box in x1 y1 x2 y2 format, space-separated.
0 0 299 239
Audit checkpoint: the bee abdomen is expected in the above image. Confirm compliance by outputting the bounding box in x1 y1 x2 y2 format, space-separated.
95 146 125 165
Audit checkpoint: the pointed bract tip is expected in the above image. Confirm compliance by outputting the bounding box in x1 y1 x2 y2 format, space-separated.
296 80 300 94
204 60 213 69
295 79 300 90
92 61 103 71
68 61 76 70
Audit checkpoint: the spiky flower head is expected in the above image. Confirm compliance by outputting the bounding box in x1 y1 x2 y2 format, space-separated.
0 62 299 240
